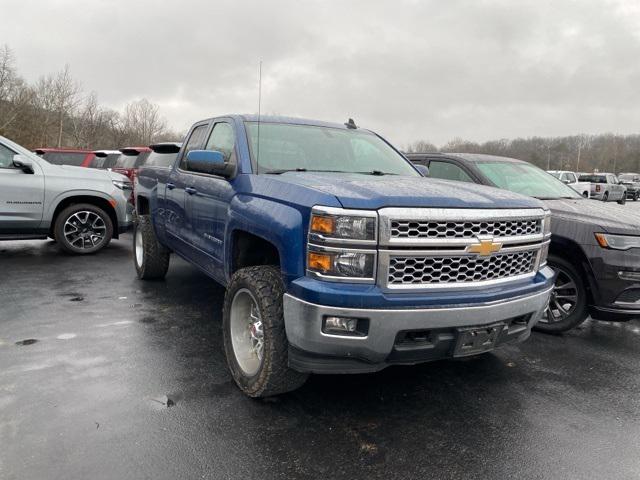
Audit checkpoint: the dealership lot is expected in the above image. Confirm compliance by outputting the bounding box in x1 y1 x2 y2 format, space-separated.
1 233 640 480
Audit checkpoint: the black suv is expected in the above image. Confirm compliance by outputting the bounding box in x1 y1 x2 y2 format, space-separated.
408 152 640 333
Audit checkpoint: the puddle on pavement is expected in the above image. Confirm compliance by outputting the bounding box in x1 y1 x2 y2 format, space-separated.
69 296 84 302
57 333 77 340
15 339 38 346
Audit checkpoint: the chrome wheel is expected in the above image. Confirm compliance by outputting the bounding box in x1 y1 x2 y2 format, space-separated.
229 289 264 376
135 227 144 267
63 211 106 250
541 267 579 323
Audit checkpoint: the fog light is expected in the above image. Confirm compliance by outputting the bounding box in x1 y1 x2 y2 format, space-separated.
619 270 640 282
323 316 368 336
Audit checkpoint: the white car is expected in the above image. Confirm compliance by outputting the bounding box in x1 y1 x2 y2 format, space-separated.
547 170 591 198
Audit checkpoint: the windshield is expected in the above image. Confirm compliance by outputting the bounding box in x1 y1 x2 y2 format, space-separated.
548 171 561 179
619 174 640 182
579 174 606 183
43 152 87 166
244 122 418 176
114 153 138 169
476 161 581 199
143 151 177 168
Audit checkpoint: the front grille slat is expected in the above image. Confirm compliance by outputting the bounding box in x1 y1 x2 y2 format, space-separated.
387 251 536 285
391 219 541 239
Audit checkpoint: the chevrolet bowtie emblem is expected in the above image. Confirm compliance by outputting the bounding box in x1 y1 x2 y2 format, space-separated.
467 238 503 256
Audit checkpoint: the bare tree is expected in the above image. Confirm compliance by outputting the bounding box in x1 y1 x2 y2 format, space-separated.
0 45 33 134
120 98 168 145
52 65 82 147
405 140 438 153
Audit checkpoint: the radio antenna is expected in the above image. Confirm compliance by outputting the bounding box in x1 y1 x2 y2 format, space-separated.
256 60 262 175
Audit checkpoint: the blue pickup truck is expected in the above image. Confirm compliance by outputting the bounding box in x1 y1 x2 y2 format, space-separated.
133 115 555 397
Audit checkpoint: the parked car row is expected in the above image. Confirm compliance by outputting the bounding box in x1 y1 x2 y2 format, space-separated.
548 169 640 203
3 114 640 399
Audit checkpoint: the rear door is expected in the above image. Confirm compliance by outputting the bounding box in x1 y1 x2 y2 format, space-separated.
164 121 210 255
0 144 45 233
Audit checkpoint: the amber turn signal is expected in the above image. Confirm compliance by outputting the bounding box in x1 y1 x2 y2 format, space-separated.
310 214 335 234
308 252 333 272
594 233 609 248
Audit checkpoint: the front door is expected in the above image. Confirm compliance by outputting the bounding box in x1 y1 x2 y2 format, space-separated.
184 120 237 280
0 145 45 233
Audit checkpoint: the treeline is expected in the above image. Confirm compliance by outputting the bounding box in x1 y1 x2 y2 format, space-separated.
406 133 640 174
0 45 180 150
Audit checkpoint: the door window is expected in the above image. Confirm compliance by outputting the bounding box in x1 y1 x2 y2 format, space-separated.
0 143 16 168
179 124 210 170
566 173 577 183
205 122 236 163
428 161 473 183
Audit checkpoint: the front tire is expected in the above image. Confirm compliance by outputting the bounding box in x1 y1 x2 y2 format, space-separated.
223 266 308 397
603 192 609 201
618 195 626 205
134 215 170 279
54 203 113 254
534 255 589 333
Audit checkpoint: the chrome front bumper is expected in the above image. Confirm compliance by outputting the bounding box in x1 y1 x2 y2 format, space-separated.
283 282 553 372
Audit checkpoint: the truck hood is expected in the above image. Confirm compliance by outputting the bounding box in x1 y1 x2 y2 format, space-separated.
544 198 640 233
270 172 542 209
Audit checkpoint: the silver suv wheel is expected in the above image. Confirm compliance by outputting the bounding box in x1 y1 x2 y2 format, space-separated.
63 211 107 250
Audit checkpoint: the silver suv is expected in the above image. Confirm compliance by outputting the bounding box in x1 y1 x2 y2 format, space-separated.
0 136 133 254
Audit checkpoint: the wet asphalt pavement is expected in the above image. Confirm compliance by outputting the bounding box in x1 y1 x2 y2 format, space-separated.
1 235 640 480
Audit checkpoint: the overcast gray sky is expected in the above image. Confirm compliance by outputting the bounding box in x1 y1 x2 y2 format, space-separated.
3 0 640 146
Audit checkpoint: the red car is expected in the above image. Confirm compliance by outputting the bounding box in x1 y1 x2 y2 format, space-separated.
34 148 96 167
110 147 152 181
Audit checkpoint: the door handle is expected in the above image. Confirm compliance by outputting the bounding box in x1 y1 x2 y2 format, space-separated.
166 183 175 190
185 187 197 195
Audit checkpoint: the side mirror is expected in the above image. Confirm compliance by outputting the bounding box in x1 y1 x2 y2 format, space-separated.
562 179 571 184
185 150 232 177
414 164 429 177
13 155 35 174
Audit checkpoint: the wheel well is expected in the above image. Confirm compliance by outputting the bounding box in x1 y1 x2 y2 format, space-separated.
50 196 119 238
231 230 280 274
137 195 150 215
549 238 596 305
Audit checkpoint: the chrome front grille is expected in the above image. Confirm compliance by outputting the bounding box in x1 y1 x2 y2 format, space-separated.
387 250 536 285
377 207 550 291
390 219 541 239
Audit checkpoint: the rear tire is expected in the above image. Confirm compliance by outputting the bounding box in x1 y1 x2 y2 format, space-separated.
634 193 639 201
223 266 308 397
534 255 589 334
134 215 170 280
54 203 113 254
603 192 609 201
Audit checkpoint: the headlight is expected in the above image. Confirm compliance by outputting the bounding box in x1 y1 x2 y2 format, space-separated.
309 208 376 242
307 247 376 280
595 233 640 250
112 179 132 190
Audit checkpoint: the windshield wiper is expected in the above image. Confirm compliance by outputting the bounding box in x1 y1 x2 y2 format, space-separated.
357 170 397 176
264 168 308 174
